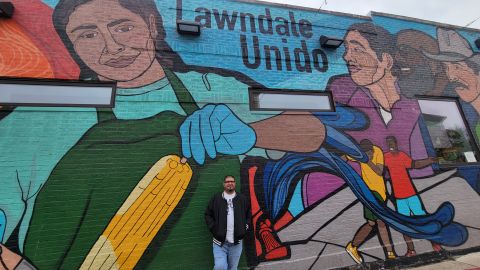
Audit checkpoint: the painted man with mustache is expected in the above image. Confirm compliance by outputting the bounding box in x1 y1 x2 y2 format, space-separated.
424 28 480 193
424 29 480 141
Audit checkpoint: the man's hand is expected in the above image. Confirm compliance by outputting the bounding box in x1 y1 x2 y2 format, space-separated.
180 104 256 165
366 150 374 162
366 150 383 176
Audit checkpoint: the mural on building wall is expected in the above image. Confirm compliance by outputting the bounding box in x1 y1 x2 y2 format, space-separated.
241 23 478 268
1 0 480 269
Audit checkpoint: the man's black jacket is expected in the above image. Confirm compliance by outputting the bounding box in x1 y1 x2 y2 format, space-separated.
204 192 251 245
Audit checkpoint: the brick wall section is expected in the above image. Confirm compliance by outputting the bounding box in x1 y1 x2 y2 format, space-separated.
0 0 480 269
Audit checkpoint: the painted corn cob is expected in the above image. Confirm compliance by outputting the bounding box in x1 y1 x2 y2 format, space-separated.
80 155 192 270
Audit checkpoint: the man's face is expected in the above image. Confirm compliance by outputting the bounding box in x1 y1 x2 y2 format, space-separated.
223 177 236 193
444 61 480 103
387 138 398 151
66 0 157 82
343 30 390 87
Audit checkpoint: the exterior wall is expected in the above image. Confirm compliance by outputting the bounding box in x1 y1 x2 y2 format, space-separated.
1 0 480 269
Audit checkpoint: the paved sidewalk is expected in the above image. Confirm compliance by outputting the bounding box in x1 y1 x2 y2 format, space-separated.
406 252 480 270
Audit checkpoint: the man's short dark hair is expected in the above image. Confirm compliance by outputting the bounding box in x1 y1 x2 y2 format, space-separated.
359 139 373 152
346 22 396 61
224 175 235 182
386 136 397 143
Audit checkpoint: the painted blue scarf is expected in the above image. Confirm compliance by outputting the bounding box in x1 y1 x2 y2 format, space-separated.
263 105 468 246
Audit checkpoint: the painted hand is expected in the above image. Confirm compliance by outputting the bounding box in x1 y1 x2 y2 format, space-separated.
324 125 367 162
180 104 256 165
366 150 374 162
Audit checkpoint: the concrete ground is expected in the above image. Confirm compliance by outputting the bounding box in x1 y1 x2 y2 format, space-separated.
406 252 480 270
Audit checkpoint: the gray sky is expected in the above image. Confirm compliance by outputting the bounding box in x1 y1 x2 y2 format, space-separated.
262 0 480 29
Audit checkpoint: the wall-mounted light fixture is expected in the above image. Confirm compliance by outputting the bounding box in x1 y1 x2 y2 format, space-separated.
475 38 480 50
0 2 14 18
319 35 344 49
176 20 201 36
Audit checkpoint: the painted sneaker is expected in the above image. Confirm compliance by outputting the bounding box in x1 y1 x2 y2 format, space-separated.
345 242 363 264
247 165 289 262
405 250 417 257
387 251 396 260
432 243 443 252
258 219 290 261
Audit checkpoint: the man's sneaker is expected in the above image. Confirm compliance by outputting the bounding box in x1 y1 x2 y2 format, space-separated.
345 242 363 264
387 251 396 260
405 250 416 257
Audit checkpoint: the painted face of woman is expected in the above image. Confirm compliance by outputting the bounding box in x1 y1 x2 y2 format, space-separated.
66 0 158 83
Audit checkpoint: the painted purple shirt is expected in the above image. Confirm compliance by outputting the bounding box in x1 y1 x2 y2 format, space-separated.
302 76 432 208
330 76 432 177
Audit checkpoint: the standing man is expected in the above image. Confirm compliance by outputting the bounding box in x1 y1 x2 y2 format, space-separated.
205 176 251 270
384 136 441 256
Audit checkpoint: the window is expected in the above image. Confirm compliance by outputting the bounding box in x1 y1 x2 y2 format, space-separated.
0 78 116 107
249 88 334 111
418 98 479 165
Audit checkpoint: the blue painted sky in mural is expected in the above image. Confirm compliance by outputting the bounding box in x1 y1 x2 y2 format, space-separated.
173 0 371 90
41 0 480 90
170 0 480 90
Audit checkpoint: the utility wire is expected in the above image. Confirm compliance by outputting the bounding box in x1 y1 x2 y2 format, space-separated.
317 0 327 12
465 15 480 27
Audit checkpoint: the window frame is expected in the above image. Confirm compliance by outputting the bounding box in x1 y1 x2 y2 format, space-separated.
0 77 117 108
417 95 480 168
248 87 335 112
